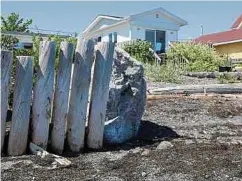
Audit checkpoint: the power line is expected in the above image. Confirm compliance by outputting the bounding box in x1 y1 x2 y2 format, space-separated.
29 27 78 37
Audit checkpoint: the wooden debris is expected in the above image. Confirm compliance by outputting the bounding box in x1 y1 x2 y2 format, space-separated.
29 142 71 167
149 83 242 95
147 93 242 101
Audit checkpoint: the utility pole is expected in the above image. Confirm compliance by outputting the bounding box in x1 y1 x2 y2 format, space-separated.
200 25 204 36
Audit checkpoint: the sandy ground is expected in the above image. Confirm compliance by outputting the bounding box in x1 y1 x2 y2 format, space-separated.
1 77 242 181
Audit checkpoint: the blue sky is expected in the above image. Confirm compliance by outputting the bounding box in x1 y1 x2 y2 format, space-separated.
2 1 242 39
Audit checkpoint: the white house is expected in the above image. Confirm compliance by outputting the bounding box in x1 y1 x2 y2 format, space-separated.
2 31 72 49
81 7 188 53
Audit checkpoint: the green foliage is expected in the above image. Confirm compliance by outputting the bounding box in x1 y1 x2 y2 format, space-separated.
166 42 227 72
122 40 155 63
32 35 43 67
217 73 241 84
122 40 182 83
1 35 19 50
1 12 32 32
1 12 78 109
8 35 77 108
1 12 33 50
40 35 77 70
144 62 183 83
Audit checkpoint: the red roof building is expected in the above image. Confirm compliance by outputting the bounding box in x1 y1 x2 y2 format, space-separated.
231 14 242 29
194 14 242 45
194 14 242 60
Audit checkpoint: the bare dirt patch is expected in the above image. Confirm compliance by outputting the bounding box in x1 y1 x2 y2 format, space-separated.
2 94 242 181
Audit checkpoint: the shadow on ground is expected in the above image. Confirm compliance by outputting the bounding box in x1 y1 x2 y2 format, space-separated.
101 120 180 152
2 120 180 157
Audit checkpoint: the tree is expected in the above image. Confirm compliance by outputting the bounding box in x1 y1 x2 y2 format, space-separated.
1 12 32 32
1 13 33 50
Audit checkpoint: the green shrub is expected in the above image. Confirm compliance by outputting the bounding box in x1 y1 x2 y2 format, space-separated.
122 40 183 83
144 63 183 83
166 42 227 72
1 35 19 50
217 73 241 84
122 40 155 63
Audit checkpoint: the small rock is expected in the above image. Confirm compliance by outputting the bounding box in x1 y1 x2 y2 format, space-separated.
231 140 239 145
201 130 207 134
238 141 242 145
205 175 210 179
185 140 194 145
141 149 150 156
131 147 142 154
156 141 174 150
229 132 236 136
141 172 147 177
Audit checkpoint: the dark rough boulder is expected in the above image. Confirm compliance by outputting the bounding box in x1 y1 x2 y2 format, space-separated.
104 47 146 144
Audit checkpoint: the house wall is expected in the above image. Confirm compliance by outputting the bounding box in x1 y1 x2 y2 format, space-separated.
84 11 183 49
130 25 145 40
131 11 180 31
165 30 178 49
215 42 242 59
130 25 178 49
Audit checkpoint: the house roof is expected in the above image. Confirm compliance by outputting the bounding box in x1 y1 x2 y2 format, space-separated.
194 14 242 46
98 14 124 19
83 15 125 33
231 14 242 29
194 29 242 45
130 7 188 26
82 7 188 35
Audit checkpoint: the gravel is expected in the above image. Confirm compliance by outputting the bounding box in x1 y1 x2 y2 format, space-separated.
1 78 242 181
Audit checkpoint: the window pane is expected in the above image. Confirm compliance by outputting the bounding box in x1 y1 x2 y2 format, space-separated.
145 30 155 49
156 30 166 53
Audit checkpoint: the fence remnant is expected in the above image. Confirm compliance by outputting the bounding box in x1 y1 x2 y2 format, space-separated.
2 40 116 155
8 56 33 156
32 41 56 150
1 51 13 151
67 39 94 152
87 42 115 149
51 42 74 154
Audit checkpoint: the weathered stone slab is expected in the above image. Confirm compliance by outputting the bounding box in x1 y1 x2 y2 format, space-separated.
104 47 146 144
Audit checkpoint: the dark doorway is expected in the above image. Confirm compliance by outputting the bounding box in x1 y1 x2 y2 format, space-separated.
145 29 166 54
